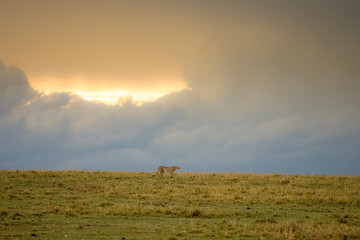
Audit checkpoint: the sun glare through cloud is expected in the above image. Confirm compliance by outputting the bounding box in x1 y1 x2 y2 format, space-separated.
28 76 190 106
37 88 190 106
73 90 168 106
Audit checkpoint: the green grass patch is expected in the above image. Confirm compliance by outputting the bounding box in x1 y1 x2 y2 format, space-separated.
1 170 359 239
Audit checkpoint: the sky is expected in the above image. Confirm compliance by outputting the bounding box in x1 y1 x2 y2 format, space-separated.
1 0 360 175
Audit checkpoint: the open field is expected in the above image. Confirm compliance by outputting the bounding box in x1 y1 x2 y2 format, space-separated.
0 170 359 239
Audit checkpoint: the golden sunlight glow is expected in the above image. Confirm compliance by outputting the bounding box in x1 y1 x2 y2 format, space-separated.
29 76 189 106
74 90 169 106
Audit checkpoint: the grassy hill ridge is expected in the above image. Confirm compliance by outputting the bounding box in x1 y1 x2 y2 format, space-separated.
1 170 359 239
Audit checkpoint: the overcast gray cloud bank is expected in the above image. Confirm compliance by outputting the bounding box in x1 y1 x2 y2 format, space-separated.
1 61 359 175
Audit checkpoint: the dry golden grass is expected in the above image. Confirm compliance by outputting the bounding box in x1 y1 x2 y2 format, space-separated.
1 170 359 239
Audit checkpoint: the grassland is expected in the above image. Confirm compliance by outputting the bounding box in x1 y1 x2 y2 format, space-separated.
0 170 359 239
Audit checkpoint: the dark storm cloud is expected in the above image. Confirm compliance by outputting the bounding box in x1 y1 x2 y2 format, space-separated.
171 1 360 175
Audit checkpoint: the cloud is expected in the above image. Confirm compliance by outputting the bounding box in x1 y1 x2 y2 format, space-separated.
0 62 186 170
0 61 38 115
1 60 360 174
